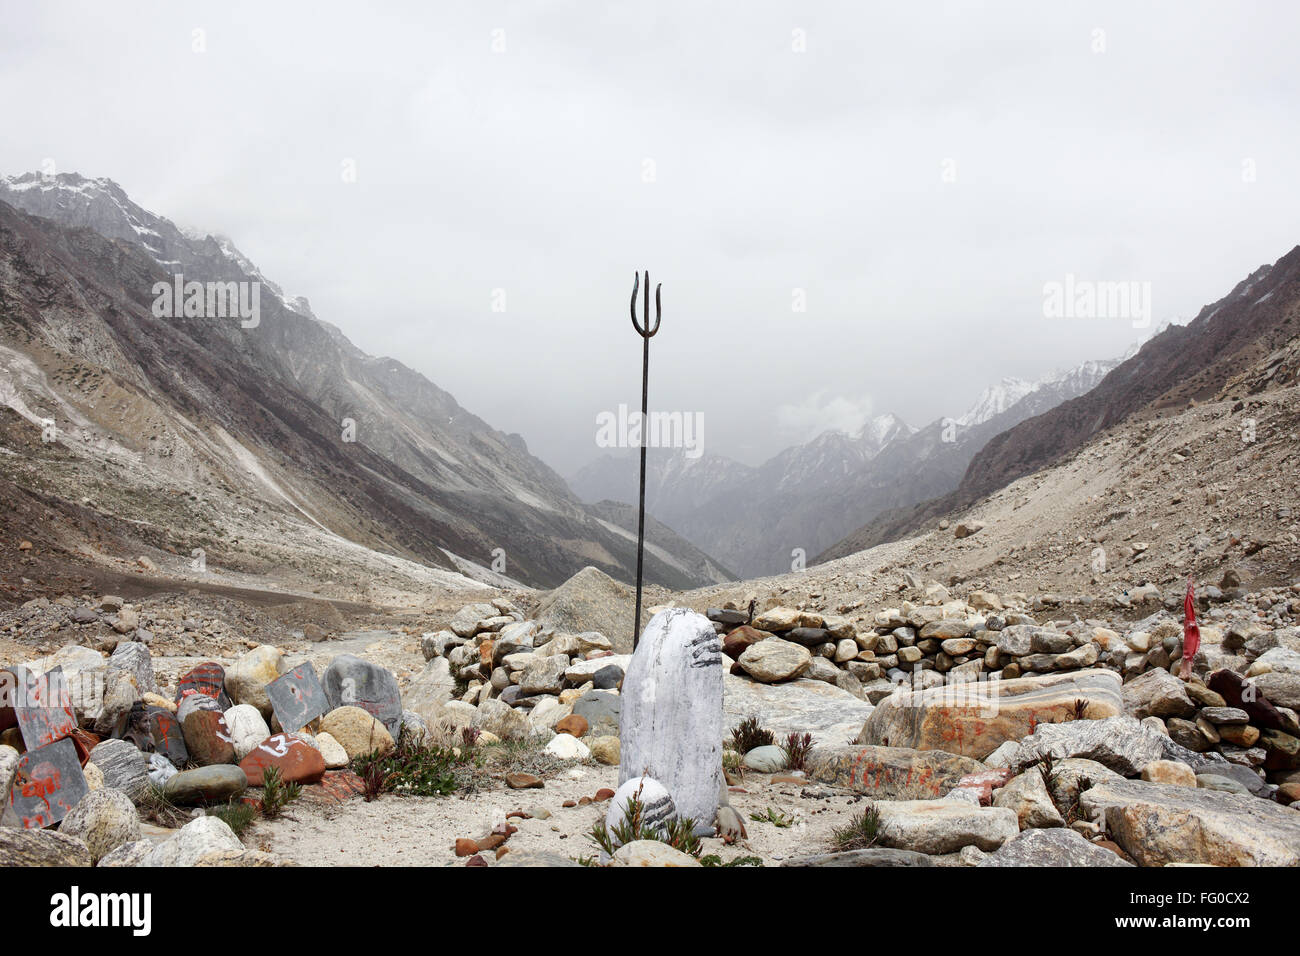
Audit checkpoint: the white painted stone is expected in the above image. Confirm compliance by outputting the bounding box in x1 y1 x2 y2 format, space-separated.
544 733 591 760
618 608 723 833
224 704 271 760
604 775 677 848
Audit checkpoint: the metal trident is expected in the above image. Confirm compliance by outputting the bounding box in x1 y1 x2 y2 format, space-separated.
629 271 660 651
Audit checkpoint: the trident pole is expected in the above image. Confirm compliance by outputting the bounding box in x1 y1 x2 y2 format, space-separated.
629 271 660 651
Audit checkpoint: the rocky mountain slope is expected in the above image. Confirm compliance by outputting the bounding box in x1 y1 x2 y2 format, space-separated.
572 362 1116 578
821 247 1300 561
0 173 729 601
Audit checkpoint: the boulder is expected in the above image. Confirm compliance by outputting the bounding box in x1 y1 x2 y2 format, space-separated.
618 609 723 833
87 739 149 802
0 827 91 867
807 745 985 800
857 669 1123 759
471 698 532 741
319 706 394 759
992 769 1064 829
543 734 590 760
535 566 643 655
1140 759 1197 787
105 641 155 695
742 745 787 772
239 733 326 785
163 765 249 804
1121 668 1195 719
224 704 272 760
142 816 243 867
1081 779 1300 866
519 654 569 696
874 800 1019 853
988 715 1212 777
725 674 874 746
314 732 350 769
604 775 677 851
225 645 287 717
97 839 153 868
738 638 811 683
572 690 621 737
979 828 1133 867
611 840 701 867
321 655 403 738
59 788 141 863
181 709 236 766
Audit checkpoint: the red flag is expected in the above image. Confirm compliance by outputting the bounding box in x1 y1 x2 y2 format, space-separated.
1182 577 1200 673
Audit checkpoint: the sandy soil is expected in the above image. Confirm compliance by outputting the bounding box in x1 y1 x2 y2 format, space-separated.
253 764 874 867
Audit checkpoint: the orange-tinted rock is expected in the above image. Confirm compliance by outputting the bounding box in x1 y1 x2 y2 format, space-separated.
455 838 478 857
239 733 326 786
953 768 1014 805
506 772 543 789
722 625 766 659
594 787 615 801
856 670 1123 759
477 833 507 851
466 854 488 866
181 709 235 766
555 715 589 738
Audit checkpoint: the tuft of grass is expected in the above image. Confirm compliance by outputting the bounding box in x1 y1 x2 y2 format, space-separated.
730 715 775 755
138 784 189 829
748 806 795 828
780 732 814 772
831 804 881 851
1072 698 1089 721
587 783 702 860
259 765 302 819
209 799 258 836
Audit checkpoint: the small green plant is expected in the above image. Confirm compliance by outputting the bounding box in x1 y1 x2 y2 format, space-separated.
748 806 795 828
700 854 764 867
209 799 257 836
730 715 774 754
722 748 744 780
587 784 702 859
351 734 461 800
259 765 302 819
1034 751 1056 789
780 732 814 772
831 804 881 851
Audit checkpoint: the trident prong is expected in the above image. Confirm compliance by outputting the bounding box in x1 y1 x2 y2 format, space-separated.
628 270 661 651
630 271 661 337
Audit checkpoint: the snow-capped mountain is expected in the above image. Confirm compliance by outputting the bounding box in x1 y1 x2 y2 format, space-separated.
570 357 1117 578
956 378 1036 427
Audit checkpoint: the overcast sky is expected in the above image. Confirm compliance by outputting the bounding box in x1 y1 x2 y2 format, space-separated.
3 2 1298 472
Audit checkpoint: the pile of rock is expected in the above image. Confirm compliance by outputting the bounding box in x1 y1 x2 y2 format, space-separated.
804 665 1300 866
409 596 628 765
0 636 417 867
